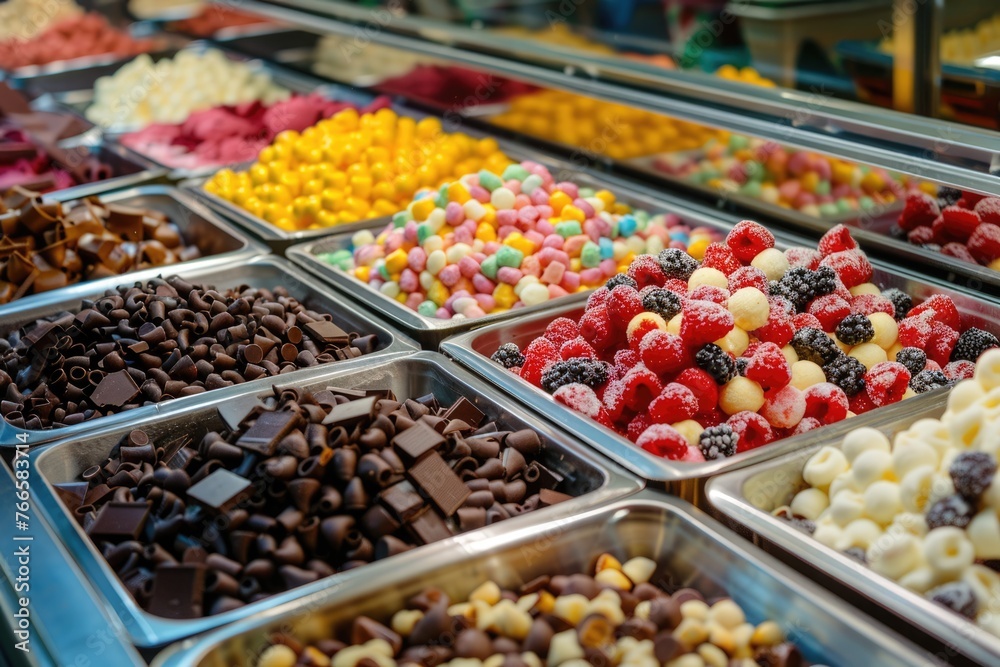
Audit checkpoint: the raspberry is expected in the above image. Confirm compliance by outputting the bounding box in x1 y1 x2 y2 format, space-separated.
864 361 911 407
817 224 858 256
791 417 823 435
927 322 959 367
907 226 935 245
974 197 1000 225
626 411 652 441
636 424 689 460
968 223 1000 264
835 313 875 345
604 274 638 291
608 285 645 332
895 347 927 376
822 354 867 396
698 407 726 428
819 250 872 288
790 327 840 365
908 369 950 394
541 359 610 393
727 411 774 451
544 317 580 345
925 494 974 530
726 220 775 263
928 582 977 620
641 288 682 321
695 343 737 384
560 336 597 360
942 243 977 264
553 383 611 426
807 294 851 332
951 327 1000 362
941 205 982 241
745 342 791 390
849 294 895 319
848 389 876 414
689 285 730 305
898 192 939 231
881 288 912 320
603 379 629 421
520 338 560 387
943 359 976 381
587 286 611 310
649 383 699 423
657 248 698 280
753 307 795 347
898 314 933 348
950 451 997 498
909 294 961 331
580 306 616 351
803 383 849 423
626 255 666 289
679 300 734 348
639 330 688 374
620 364 662 410
728 266 769 293
784 247 821 270
792 312 823 331
491 343 524 368
701 242 741 275
769 295 796 317
627 312 668 347
675 368 719 415
663 278 689 295
760 384 806 429
698 424 738 460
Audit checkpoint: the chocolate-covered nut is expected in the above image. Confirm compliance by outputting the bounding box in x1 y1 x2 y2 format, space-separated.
320 516 355 551
352 616 403 654
649 597 682 630
454 628 493 659
523 618 554 657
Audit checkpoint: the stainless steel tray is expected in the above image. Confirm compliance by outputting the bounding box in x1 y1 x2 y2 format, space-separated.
150 490 939 667
0 184 269 317
0 455 145 666
29 351 642 648
0 255 418 448
285 172 817 349
441 253 1000 496
213 27 321 66
705 391 999 666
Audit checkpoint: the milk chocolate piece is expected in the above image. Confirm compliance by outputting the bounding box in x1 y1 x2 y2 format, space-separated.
88 501 151 540
392 421 445 464
147 565 206 619
408 508 453 544
379 480 424 521
408 452 470 517
105 204 146 241
91 370 140 407
538 489 572 507
186 469 252 512
442 397 485 427
323 396 376 428
52 481 90 512
304 320 349 344
236 410 298 455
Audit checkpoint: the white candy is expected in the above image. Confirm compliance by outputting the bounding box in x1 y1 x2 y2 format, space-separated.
520 283 550 307
974 349 1000 390
813 520 842 548
898 566 936 594
352 230 376 246
867 532 921 580
750 248 789 281
967 510 1000 560
891 440 939 479
803 447 849 490
841 427 891 462
963 564 1000 608
378 281 400 298
828 491 865 527
837 518 882 552
828 471 861 498
426 250 447 275
899 465 936 514
863 481 903 526
445 243 472 264
851 449 894 489
923 527 975 581
464 200 487 221
948 404 986 449
984 473 1000 510
978 611 1000 639
490 187 516 210
947 378 986 414
790 488 829 521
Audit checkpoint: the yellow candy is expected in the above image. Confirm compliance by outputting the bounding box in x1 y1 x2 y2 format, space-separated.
427 280 449 306
505 233 535 256
549 191 572 214
493 283 516 309
475 222 497 242
356 265 371 283
410 198 436 221
561 205 585 223
384 249 409 275
687 239 711 260
447 182 472 203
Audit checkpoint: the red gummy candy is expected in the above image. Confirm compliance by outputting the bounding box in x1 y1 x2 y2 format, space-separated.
636 424 690 460
898 192 939 231
908 294 961 332
864 361 911 407
680 300 734 348
649 383 699 423
746 342 792 390
675 367 719 415
803 383 849 423
726 220 775 263
701 242 742 275
727 411 774 451
817 224 858 257
639 330 688 374
544 317 580 346
807 294 851 332
728 266 769 293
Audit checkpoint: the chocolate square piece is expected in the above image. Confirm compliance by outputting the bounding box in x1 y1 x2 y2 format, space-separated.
392 422 445 464
147 565 206 619
235 410 297 455
538 489 573 507
379 480 425 521
322 396 376 428
88 501 151 540
105 204 146 241
52 481 90 512
408 452 470 517
186 469 252 512
442 397 485 427
305 321 349 344
91 370 140 408
408 508 453 545
326 386 366 400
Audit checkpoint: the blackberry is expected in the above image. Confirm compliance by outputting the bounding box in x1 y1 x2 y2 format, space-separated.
951 327 1000 363
895 347 927 376
928 582 977 619
950 451 997 499
605 274 638 291
937 186 963 209
812 266 838 297
540 359 609 393
822 354 867 396
657 248 698 280
641 288 682 321
909 369 951 394
491 343 524 368
842 547 867 564
695 344 737 385
791 327 841 365
735 357 749 376
881 288 912 320
787 517 816 534
698 425 738 460
925 494 975 530
771 267 816 310
835 314 875 345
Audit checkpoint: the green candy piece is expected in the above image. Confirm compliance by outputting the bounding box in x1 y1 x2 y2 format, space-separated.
836 198 854 213
319 250 353 270
392 211 412 228
417 301 438 316
478 170 503 191
578 187 596 198
815 180 831 196
580 241 601 268
416 223 433 244
502 164 530 181
480 254 499 279
743 160 763 181
495 245 524 269
521 174 544 194
555 220 582 238
859 196 876 210
377 260 390 281
740 181 762 197
728 134 750 151
435 185 449 208
819 203 840 217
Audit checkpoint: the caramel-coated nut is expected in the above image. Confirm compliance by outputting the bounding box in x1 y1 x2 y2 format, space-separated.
547 629 585 667
679 599 710 621
708 599 745 629
751 620 784 647
552 594 589 626
673 618 709 649
595 553 622 572
697 643 728 667
470 580 502 605
621 556 656 585
594 568 633 591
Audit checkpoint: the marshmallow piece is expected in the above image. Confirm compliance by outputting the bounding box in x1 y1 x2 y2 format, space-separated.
828 470 861 498
947 378 985 414
923 527 975 581
836 518 882 552
899 465 936 514
841 427 890 462
898 566 936 594
984 473 1000 510
790 488 829 521
867 532 922 580
803 447 849 490
978 612 1000 640
968 510 1000 560
813 519 842 548
863 481 903 525
828 490 865 527
949 404 986 449
891 440 939 479
851 449 894 489
963 564 1000 609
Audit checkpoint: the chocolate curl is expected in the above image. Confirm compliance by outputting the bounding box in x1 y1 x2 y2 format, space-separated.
360 505 400 541
238 576 262 600
306 559 335 578
210 596 245 615
204 440 243 467
504 430 542 456
103 541 144 570
296 516 320 554
277 430 309 459
464 490 495 508
304 422 328 453
245 514 278 534
345 535 373 562
276 506 304 533
287 478 320 513
279 564 319 589
466 436 501 460
297 455 326 480
456 507 487 532
315 486 342 516
352 617 403 654
343 477 369 511
357 453 394 488
375 535 414 560
331 448 357 481
273 536 305 565
320 515 355 552
244 558 274 580
262 455 298 480
478 457 511 479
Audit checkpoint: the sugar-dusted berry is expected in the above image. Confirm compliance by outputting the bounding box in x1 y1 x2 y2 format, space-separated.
726 220 775 263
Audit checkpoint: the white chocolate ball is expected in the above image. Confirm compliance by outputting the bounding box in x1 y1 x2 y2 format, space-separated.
863 481 903 525
803 447 850 490
750 248 789 281
842 427 891 462
727 288 770 331
790 488 829 521
923 527 975 581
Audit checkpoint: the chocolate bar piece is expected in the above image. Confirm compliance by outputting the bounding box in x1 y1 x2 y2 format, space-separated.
147 565 206 619
236 410 298 456
441 397 485 427
305 321 349 345
88 501 151 540
323 396 376 428
408 507 453 544
408 452 470 517
187 469 252 512
392 421 445 464
379 480 425 521
91 370 140 408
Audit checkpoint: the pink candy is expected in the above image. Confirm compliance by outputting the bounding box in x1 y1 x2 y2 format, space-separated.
497 267 523 284
438 264 462 287
408 247 427 272
458 256 480 278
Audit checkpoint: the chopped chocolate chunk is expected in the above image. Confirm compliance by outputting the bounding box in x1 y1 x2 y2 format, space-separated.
236 411 298 456
88 501 151 540
408 452 470 517
392 421 446 464
186 469 253 512
91 370 140 408
147 565 206 619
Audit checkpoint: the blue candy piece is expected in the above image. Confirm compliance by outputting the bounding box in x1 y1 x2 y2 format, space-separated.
599 237 614 259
